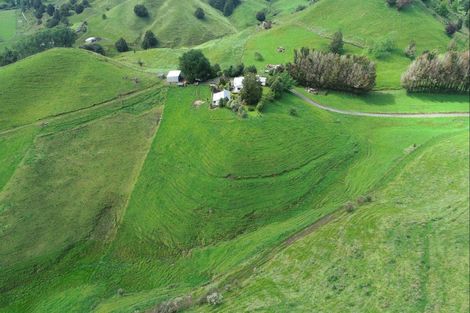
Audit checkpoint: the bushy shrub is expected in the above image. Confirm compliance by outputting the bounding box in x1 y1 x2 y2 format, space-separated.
343 202 356 213
195 7 205 19
445 23 457 36
223 63 244 77
208 0 241 16
268 72 296 99
404 41 416 59
134 4 149 17
368 37 395 58
244 65 257 74
0 26 76 66
81 43 105 55
329 31 344 54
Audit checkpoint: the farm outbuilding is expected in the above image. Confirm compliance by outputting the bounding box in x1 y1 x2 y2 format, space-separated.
167 70 182 84
212 90 231 107
257 76 267 86
85 37 98 44
233 77 244 93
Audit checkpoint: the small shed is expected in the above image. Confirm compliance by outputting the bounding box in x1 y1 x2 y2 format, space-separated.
257 76 267 86
85 37 97 44
167 70 182 84
212 90 231 107
233 77 244 93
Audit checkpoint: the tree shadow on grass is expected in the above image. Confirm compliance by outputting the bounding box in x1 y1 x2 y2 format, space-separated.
406 92 470 105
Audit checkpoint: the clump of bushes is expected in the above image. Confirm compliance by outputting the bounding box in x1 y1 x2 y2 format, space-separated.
0 27 76 66
343 201 356 213
80 43 105 55
223 63 245 77
206 292 223 306
208 0 241 16
368 37 395 59
404 41 416 59
268 71 295 99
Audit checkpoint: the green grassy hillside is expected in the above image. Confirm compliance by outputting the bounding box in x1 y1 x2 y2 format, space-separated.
115 0 467 89
0 1 469 311
204 131 469 312
1 82 468 312
0 48 153 131
296 88 470 113
71 0 236 48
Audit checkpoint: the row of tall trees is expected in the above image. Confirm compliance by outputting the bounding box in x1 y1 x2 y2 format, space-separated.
401 50 469 93
208 0 240 16
0 27 76 66
288 48 376 93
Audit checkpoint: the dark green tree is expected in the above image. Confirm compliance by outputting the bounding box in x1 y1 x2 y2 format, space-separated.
81 43 105 55
141 30 158 49
329 31 344 54
75 3 84 14
179 50 212 82
256 11 266 22
195 7 205 19
244 65 257 74
134 4 149 17
223 0 235 16
46 4 55 16
240 73 263 105
0 48 19 66
115 37 129 52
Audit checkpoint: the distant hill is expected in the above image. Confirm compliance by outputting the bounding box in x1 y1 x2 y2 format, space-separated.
0 48 152 131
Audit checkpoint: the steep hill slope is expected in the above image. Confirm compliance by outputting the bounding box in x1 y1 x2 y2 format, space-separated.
71 0 237 48
0 48 153 131
206 131 469 312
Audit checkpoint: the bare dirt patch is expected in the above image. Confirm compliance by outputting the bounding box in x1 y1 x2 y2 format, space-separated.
193 100 205 108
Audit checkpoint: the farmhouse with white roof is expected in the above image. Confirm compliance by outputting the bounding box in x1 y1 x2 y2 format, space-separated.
212 90 231 107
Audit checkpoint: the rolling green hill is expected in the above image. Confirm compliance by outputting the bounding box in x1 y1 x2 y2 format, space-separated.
0 0 469 312
0 48 153 131
71 0 237 48
0 83 468 312
204 131 469 312
115 0 468 89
